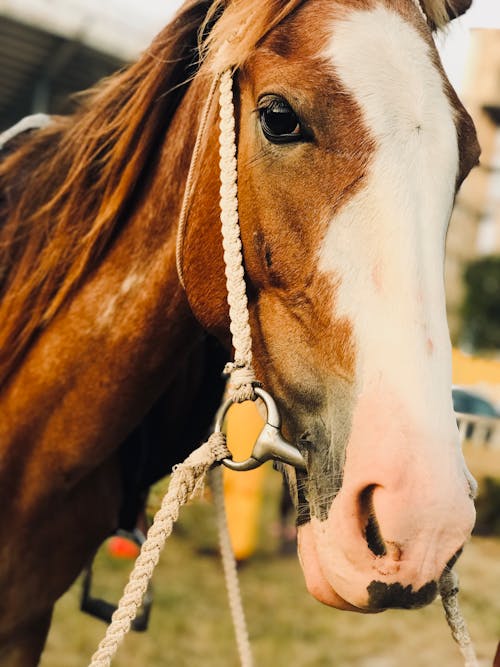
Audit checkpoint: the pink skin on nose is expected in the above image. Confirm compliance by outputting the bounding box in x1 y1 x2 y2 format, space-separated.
297 388 475 611
298 522 361 611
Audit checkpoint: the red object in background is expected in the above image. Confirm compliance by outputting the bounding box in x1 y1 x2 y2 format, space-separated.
107 535 141 560
494 642 500 667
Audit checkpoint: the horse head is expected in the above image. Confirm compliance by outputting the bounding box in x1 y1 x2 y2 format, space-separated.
181 0 480 613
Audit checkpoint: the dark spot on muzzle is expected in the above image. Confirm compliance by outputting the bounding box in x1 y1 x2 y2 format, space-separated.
367 580 438 610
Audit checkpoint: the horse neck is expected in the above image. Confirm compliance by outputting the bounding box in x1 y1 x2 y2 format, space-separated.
0 74 217 497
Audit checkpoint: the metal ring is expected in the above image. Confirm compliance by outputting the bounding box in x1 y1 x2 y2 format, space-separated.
215 387 306 471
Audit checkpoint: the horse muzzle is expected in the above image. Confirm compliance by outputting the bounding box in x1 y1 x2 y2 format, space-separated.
296 388 476 612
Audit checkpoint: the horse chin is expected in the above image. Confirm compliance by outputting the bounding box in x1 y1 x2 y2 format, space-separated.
297 519 443 613
297 521 375 613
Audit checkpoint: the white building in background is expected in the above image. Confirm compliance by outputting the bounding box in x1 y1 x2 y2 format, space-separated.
0 0 175 60
0 0 178 130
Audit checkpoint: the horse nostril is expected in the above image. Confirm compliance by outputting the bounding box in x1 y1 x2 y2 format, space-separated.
360 485 387 557
366 513 387 557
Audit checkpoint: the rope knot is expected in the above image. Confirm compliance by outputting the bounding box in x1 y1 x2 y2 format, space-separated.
224 361 260 403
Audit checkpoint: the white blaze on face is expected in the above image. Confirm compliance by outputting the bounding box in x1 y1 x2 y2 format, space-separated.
296 5 476 612
320 5 459 437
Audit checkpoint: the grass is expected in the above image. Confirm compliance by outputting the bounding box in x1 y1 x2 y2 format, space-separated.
40 448 500 667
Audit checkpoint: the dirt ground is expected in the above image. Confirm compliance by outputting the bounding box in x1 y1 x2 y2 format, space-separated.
40 445 500 667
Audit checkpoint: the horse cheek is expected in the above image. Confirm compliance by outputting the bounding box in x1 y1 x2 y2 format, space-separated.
181 147 231 344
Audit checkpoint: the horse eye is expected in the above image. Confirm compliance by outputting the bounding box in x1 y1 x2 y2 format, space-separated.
259 98 302 144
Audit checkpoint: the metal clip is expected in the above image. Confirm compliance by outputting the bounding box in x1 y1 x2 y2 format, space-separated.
215 387 306 472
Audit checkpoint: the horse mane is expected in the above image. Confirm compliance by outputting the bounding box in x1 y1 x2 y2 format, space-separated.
0 0 216 386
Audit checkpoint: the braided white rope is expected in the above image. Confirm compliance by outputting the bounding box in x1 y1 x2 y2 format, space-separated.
176 68 257 402
218 69 257 402
211 467 254 667
439 570 478 667
87 433 230 667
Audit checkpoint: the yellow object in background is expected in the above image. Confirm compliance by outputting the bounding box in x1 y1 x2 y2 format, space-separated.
224 401 266 561
452 348 500 403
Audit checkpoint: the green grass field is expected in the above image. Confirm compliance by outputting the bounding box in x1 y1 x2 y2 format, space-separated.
40 448 500 667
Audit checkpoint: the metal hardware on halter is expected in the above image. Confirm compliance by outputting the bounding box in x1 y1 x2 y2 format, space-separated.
214 387 306 471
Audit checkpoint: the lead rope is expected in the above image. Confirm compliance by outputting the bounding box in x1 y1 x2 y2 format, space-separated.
211 466 254 667
87 435 230 667
87 68 255 667
439 570 478 667
177 64 257 666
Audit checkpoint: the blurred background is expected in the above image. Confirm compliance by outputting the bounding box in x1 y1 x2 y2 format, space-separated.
0 1 499 666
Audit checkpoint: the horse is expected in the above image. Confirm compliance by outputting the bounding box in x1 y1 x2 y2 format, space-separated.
0 0 481 663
